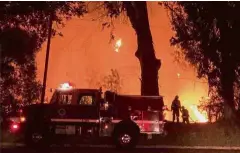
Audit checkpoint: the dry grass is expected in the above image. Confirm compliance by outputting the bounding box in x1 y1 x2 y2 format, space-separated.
182 124 240 146
139 122 240 146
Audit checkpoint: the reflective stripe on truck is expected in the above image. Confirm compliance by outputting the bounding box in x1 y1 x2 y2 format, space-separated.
51 119 99 123
51 118 164 124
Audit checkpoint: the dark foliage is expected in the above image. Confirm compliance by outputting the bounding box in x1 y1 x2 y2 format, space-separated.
0 28 41 106
198 90 224 122
164 2 240 121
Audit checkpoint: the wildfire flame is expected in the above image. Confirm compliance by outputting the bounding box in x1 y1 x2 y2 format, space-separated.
180 95 209 123
114 39 122 52
190 105 208 123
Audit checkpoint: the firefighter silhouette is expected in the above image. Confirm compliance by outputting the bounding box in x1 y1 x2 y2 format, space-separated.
181 106 190 124
171 95 181 123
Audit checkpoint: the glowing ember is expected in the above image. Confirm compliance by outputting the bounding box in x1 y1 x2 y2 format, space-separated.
190 105 208 123
177 73 180 78
114 39 122 52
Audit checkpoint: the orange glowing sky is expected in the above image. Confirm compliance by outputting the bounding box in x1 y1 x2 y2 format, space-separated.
36 2 209 120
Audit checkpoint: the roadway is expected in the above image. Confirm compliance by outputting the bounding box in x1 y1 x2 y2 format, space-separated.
1 145 240 153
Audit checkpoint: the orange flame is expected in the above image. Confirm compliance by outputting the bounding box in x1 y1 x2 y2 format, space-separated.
115 39 122 52
190 105 208 123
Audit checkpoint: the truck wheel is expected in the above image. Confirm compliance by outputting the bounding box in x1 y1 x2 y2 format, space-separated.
113 129 139 149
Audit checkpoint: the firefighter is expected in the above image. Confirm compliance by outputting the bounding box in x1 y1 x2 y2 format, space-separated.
181 106 190 124
171 95 181 123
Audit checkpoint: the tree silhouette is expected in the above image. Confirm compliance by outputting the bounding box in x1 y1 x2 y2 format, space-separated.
198 90 224 122
101 69 123 93
164 2 240 121
0 28 41 111
86 69 122 93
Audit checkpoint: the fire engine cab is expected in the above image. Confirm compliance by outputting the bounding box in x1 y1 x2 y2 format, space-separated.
21 83 166 149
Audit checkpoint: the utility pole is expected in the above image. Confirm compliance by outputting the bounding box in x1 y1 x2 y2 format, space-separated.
40 12 53 104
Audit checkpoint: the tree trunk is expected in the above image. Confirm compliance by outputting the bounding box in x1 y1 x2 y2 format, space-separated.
220 67 236 122
124 2 161 96
218 20 236 123
219 55 236 124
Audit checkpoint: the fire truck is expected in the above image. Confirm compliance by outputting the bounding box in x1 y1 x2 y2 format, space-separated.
18 83 167 149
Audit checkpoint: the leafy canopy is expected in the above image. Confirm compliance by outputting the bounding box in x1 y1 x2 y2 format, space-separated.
165 2 240 100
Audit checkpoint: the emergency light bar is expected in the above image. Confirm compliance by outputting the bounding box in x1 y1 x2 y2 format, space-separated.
58 82 73 90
